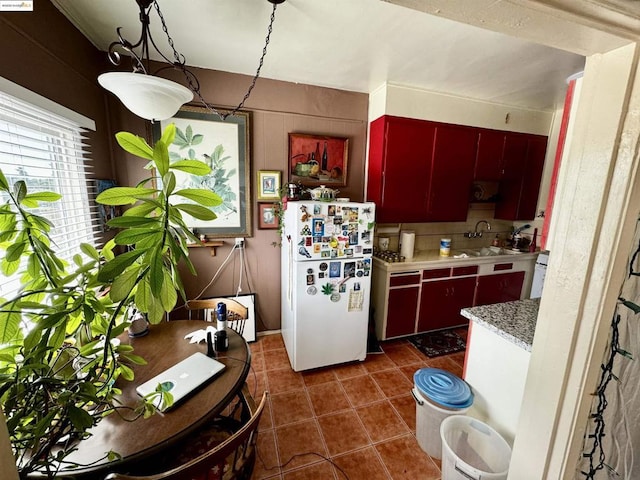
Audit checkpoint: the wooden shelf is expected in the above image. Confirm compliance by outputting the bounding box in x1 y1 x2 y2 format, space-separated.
187 240 224 256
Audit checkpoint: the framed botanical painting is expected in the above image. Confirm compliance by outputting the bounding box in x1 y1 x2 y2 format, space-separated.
258 203 279 229
153 106 252 238
257 170 281 201
288 133 349 187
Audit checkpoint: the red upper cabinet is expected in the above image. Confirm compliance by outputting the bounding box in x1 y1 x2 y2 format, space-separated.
474 129 506 181
367 116 435 223
427 125 477 221
367 115 548 223
495 134 548 220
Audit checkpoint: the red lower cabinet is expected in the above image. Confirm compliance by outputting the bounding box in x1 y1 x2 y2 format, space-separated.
475 271 525 306
417 277 476 331
386 286 419 338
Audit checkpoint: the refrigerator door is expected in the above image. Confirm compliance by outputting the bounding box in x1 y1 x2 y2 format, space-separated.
287 201 375 262
289 257 372 371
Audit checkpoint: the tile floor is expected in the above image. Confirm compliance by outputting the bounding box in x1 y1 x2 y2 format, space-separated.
248 328 467 480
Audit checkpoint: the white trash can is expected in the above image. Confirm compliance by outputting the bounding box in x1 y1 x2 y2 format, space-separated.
440 415 512 480
412 368 474 459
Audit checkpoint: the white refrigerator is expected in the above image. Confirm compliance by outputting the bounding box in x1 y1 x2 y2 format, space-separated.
280 200 376 371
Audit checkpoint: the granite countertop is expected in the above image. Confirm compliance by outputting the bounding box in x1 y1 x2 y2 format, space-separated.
373 249 538 272
460 298 540 351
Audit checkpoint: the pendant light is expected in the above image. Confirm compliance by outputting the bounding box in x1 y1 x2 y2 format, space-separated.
98 0 285 121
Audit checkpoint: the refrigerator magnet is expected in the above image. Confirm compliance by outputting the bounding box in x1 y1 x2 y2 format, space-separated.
307 286 317 295
330 292 341 302
329 262 341 277
300 205 310 222
319 262 328 271
301 225 312 236
306 274 314 285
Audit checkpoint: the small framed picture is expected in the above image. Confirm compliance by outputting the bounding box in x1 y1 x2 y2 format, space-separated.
258 203 279 229
257 170 281 201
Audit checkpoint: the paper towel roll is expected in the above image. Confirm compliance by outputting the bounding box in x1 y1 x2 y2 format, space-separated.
400 231 415 260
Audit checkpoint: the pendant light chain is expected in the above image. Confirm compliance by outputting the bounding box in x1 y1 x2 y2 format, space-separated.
153 0 279 120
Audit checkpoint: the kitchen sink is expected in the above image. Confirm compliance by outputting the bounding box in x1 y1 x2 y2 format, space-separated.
459 246 524 257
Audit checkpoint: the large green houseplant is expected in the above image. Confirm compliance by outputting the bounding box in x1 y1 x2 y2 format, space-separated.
0 124 221 478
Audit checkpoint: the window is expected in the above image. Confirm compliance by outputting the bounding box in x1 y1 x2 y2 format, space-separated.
0 82 98 299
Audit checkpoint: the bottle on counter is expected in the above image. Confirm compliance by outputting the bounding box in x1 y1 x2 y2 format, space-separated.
214 302 228 351
492 234 500 247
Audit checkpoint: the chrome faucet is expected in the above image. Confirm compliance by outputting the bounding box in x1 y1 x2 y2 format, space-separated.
474 220 491 237
464 220 491 238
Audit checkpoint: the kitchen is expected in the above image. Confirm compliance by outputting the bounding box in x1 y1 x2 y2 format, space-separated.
2 1 640 478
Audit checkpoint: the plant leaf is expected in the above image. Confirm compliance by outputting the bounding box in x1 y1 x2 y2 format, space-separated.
23 192 62 202
163 171 176 196
116 132 154 161
106 216 159 228
13 181 27 202
98 249 146 282
169 160 211 175
173 189 223 207
153 139 170 177
114 229 162 246
110 267 140 303
123 202 159 217
0 169 8 190
173 204 217 221
68 405 94 430
80 243 100 261
160 123 176 146
159 269 177 311
149 251 164 297
97 187 157 206
135 278 152 312
0 309 20 343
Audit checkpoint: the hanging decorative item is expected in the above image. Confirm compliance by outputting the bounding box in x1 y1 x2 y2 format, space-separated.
98 0 285 121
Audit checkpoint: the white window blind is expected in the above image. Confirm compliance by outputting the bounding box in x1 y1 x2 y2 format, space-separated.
0 89 99 299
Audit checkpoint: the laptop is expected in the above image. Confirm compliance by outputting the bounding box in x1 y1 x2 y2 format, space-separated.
135 352 226 412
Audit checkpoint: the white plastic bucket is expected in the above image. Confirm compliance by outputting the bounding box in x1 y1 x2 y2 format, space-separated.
412 387 470 459
440 415 512 480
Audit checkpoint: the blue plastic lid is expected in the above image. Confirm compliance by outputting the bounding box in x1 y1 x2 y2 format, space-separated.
414 367 474 409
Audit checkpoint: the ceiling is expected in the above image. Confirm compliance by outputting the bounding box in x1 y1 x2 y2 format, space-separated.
52 0 587 112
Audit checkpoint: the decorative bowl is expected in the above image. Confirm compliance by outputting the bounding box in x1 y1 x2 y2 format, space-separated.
308 185 339 201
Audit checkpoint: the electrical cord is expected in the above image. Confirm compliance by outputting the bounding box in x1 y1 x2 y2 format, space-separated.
190 243 239 303
256 446 350 480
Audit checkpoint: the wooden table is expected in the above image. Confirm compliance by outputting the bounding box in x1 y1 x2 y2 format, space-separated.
44 321 251 479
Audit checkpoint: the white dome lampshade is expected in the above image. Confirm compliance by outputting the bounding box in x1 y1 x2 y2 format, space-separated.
98 72 194 121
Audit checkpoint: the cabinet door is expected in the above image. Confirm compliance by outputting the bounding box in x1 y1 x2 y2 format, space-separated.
367 116 435 223
417 277 476 332
386 286 419 338
475 271 525 306
495 134 547 220
427 125 477 221
494 134 528 220
517 136 547 220
474 129 505 181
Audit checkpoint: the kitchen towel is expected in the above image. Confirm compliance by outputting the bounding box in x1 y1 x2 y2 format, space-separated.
400 231 415 260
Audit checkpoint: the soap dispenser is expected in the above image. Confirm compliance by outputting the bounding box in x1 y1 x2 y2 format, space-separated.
491 234 500 247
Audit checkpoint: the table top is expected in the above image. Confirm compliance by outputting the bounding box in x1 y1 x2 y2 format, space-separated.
461 298 540 351
53 320 250 478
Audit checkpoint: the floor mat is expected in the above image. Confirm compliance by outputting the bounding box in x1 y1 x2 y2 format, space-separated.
408 329 466 358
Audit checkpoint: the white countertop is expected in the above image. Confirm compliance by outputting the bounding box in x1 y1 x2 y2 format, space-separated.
460 298 540 351
373 249 539 272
